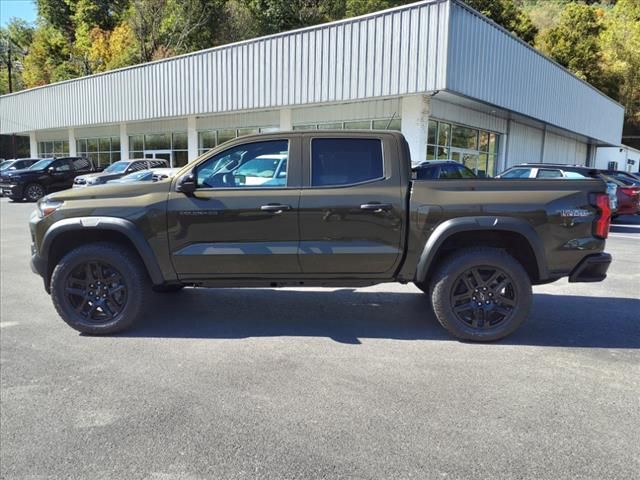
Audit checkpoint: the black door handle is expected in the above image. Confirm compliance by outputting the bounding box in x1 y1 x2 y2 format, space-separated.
360 203 392 212
260 204 291 212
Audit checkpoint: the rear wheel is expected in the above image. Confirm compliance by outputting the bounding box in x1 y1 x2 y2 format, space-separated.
50 243 150 335
429 247 532 342
25 183 45 202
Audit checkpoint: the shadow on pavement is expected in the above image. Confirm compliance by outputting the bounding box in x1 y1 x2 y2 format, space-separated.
122 288 640 348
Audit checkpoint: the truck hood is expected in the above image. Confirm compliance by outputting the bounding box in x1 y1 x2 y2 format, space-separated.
47 179 173 201
0 167 43 179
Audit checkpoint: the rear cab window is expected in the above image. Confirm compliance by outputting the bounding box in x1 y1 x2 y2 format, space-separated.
310 138 383 187
536 169 563 178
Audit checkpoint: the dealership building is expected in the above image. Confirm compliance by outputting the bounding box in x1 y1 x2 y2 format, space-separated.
0 0 625 175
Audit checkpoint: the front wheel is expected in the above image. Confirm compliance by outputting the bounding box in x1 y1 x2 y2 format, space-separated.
24 183 46 202
50 243 150 334
429 247 532 342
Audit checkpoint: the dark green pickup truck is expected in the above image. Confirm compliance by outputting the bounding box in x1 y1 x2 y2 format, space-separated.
29 131 612 341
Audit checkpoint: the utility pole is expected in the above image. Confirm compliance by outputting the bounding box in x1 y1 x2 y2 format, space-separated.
5 38 16 158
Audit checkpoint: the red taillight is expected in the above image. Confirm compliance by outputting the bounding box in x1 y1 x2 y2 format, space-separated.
592 193 611 239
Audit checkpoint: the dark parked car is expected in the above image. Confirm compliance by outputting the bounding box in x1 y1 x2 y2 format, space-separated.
497 163 621 211
30 131 612 342
0 157 95 202
412 160 477 180
0 158 39 172
73 159 168 187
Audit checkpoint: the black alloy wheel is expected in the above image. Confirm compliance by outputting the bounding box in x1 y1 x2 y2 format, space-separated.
25 183 45 202
450 266 516 330
65 261 127 323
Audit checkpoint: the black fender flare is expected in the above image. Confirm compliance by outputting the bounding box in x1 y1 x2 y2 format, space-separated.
40 217 165 286
415 216 548 282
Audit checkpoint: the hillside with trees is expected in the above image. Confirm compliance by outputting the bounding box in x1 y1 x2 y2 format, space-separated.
1 0 638 144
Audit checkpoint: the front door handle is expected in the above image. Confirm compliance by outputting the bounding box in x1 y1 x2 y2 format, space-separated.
360 203 393 212
260 204 291 213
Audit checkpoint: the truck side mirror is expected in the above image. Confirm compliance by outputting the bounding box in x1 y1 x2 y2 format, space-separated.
47 166 56 173
176 172 196 194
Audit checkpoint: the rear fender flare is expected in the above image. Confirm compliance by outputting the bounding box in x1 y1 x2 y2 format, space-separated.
415 216 548 282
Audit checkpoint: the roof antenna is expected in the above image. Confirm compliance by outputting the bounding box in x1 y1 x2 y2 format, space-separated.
385 112 397 130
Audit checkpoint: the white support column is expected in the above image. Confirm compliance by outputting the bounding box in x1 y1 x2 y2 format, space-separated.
68 128 77 156
120 123 129 161
29 132 38 158
279 108 292 131
400 95 430 164
187 116 198 162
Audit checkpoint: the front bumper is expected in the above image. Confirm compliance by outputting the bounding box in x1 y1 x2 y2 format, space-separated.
568 253 612 283
0 183 20 198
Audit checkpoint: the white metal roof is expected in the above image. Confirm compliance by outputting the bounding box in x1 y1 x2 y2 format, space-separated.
0 0 624 145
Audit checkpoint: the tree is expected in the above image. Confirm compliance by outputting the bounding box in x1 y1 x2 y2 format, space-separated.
242 0 346 35
346 0 414 17
539 2 611 94
464 0 538 45
0 19 35 94
601 0 640 128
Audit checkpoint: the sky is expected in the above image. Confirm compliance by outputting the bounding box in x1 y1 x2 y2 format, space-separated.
0 0 37 27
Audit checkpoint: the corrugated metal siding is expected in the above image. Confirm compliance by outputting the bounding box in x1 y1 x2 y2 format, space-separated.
446 1 623 145
0 0 449 134
543 131 588 165
506 121 544 166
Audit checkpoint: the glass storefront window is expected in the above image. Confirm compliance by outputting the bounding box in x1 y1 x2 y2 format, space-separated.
318 122 343 129
451 125 478 150
172 132 188 150
427 120 437 145
144 133 171 150
38 140 69 158
438 123 451 146
77 136 121 168
130 135 144 151
217 129 236 145
372 118 401 131
425 119 500 176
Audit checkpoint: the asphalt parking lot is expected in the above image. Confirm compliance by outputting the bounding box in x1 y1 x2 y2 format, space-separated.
0 198 638 480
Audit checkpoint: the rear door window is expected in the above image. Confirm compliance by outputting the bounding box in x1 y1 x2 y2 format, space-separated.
536 169 563 178
311 138 383 187
439 165 463 179
72 158 91 171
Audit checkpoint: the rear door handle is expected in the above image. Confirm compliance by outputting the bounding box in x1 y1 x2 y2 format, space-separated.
260 204 292 213
360 203 393 212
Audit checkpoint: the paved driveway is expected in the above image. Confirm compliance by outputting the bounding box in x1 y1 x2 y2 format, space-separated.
1 199 638 479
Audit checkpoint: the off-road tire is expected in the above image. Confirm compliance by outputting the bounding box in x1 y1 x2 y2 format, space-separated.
51 242 151 335
429 247 532 342
24 183 45 202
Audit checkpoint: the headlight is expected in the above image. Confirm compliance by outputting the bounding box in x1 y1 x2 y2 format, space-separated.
36 198 64 218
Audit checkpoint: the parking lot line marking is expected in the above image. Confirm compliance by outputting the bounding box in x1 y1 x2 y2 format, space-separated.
609 234 639 240
0 321 19 329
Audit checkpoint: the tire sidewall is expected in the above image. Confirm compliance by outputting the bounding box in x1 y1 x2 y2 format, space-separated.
25 183 45 202
431 249 532 342
51 245 145 334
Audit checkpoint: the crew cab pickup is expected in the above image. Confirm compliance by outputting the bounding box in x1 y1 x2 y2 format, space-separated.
29 131 612 341
1 157 95 202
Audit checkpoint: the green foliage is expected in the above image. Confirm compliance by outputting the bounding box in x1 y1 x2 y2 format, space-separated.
539 3 611 93
242 0 346 35
601 0 640 126
346 1 414 17
464 0 538 45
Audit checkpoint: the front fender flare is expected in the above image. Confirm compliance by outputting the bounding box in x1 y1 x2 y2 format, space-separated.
415 216 548 283
40 217 165 286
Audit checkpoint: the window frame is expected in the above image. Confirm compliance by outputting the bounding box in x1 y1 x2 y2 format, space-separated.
307 136 386 189
190 138 295 191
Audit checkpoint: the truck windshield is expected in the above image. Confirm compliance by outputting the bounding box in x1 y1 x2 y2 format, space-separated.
103 161 129 173
29 159 54 170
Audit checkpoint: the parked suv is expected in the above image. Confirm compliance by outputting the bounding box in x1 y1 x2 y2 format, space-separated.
412 160 477 180
0 158 39 172
497 163 620 210
0 157 95 202
73 159 168 187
